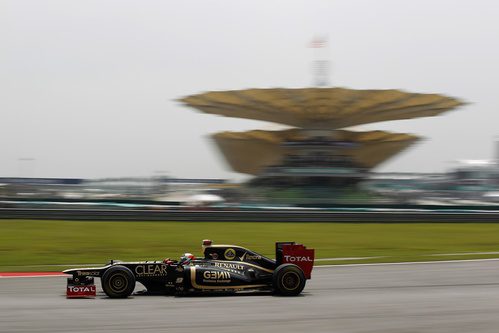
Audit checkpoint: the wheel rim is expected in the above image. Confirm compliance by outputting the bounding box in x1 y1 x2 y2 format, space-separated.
109 273 128 293
281 271 300 291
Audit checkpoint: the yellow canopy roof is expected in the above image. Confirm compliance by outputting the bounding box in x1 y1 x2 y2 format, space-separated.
213 129 420 175
180 88 464 129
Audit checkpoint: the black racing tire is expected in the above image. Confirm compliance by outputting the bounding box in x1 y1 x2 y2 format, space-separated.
272 264 306 296
101 266 135 298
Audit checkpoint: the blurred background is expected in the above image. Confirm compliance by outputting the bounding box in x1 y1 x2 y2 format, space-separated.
1 0 499 209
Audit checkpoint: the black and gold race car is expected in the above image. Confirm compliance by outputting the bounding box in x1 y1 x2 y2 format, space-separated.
63 240 315 298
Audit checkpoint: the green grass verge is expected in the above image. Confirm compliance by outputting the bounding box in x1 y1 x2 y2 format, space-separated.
2 220 499 272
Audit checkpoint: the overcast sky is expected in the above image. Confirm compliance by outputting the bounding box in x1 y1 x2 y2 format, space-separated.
1 0 498 180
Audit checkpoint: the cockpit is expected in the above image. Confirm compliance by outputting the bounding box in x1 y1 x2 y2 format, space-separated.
202 239 276 271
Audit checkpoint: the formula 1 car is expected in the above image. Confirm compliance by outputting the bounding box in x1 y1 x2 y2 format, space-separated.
63 240 314 298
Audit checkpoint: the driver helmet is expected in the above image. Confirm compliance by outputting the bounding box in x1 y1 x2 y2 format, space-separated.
179 252 195 265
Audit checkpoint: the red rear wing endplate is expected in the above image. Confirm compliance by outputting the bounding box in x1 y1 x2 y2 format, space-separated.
277 243 315 279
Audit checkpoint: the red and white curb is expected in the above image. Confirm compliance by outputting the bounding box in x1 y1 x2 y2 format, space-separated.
0 272 67 278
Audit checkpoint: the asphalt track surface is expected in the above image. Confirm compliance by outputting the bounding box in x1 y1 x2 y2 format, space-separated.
2 261 499 333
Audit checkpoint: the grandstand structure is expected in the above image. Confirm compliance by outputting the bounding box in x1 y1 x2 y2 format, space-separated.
180 87 463 187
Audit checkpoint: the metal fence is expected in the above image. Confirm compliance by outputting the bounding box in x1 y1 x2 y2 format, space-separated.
1 208 499 222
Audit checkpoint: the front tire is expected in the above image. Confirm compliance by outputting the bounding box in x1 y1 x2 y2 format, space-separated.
101 266 135 298
272 264 306 296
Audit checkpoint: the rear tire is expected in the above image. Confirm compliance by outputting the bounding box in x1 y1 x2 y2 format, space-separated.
101 266 135 298
272 264 306 296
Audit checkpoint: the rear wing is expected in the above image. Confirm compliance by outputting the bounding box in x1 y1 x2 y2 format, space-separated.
275 242 315 279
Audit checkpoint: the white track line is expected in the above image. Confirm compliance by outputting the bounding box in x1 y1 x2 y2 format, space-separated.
315 256 385 261
314 258 499 268
429 251 499 256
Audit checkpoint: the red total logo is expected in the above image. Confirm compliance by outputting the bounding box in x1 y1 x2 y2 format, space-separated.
68 285 96 293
